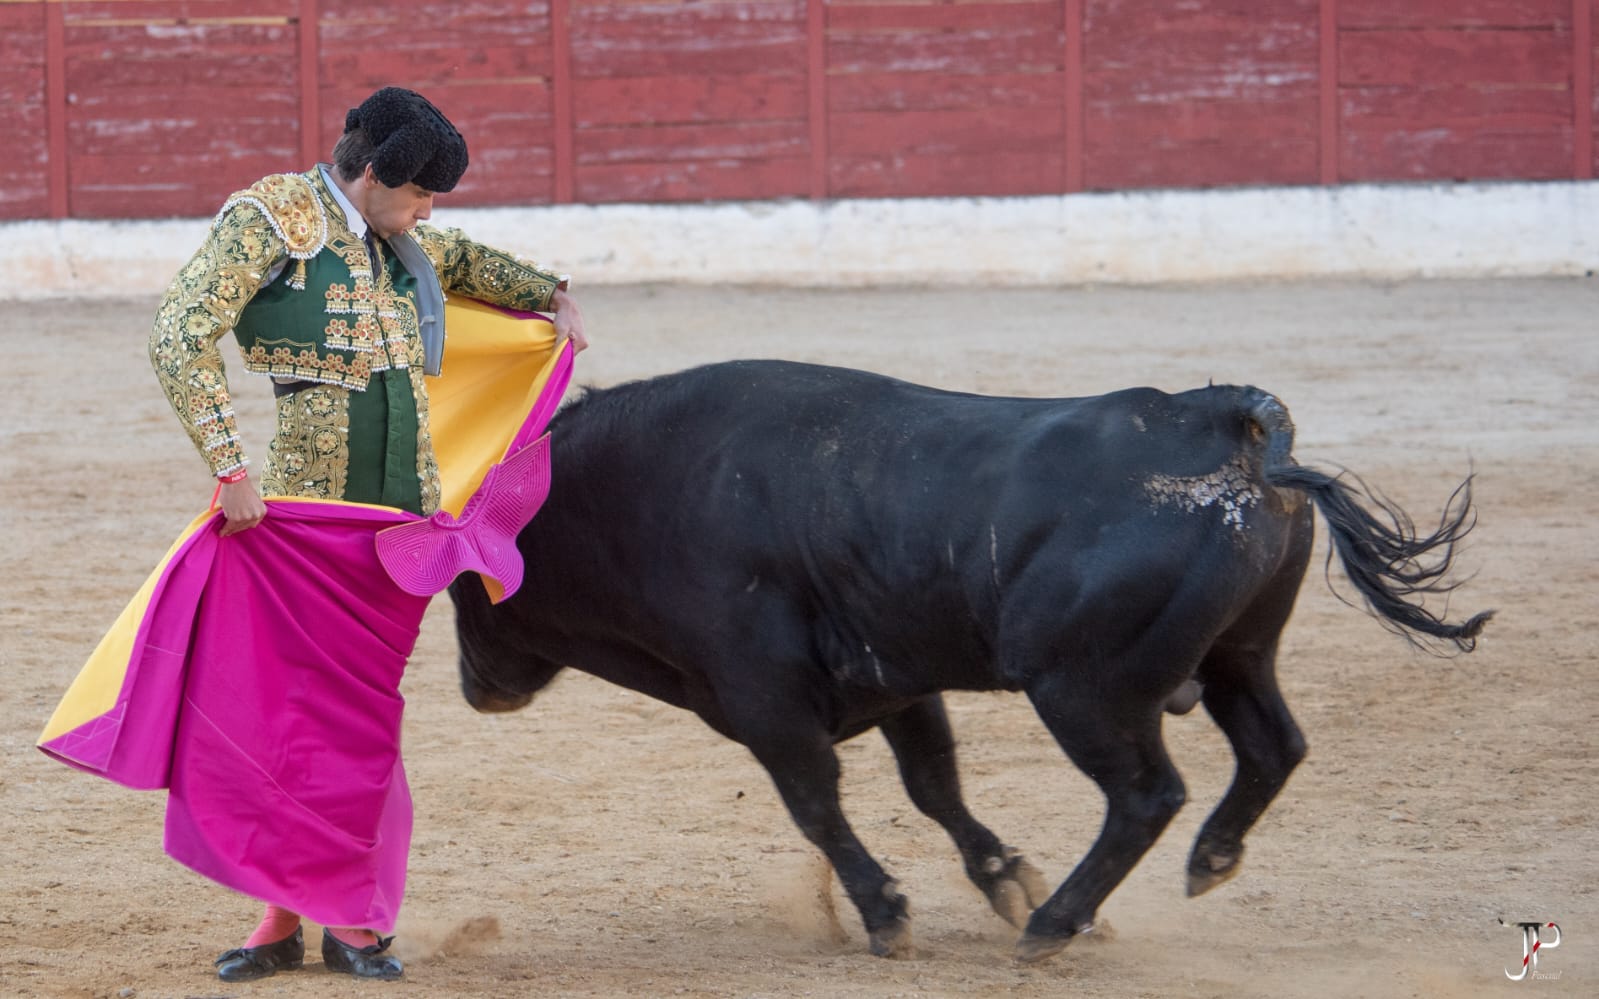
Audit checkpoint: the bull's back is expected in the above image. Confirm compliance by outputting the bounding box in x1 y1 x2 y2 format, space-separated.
521 363 1304 689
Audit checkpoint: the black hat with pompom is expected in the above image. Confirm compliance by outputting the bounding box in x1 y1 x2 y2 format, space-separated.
344 87 468 193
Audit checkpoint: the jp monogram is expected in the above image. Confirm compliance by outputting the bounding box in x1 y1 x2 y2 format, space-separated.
1504 920 1561 982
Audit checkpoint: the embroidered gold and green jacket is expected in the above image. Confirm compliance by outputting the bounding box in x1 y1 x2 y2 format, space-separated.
150 167 567 514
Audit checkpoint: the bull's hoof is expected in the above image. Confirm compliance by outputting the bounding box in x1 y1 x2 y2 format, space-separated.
868 919 914 958
983 850 1050 928
1013 931 1071 964
1186 846 1243 897
463 689 534 713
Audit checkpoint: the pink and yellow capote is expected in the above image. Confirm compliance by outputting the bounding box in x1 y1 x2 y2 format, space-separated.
38 300 571 933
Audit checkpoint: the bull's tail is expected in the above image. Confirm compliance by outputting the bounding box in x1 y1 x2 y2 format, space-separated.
1246 391 1494 654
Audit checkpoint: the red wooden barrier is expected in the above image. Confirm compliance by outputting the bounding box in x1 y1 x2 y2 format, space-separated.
1083 0 1321 190
1 0 1595 219
0 3 49 218
1339 0 1575 181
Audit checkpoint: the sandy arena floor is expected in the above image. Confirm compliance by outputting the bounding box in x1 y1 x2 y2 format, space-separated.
2 279 1595 998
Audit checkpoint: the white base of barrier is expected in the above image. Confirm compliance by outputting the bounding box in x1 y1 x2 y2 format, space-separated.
3 180 1595 299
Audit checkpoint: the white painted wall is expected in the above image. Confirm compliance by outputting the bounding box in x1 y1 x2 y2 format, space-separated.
3 181 1595 300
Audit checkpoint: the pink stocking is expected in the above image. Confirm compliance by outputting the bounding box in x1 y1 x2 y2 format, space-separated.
244 904 301 948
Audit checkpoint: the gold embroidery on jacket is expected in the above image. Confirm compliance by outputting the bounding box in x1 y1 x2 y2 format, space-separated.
262 385 350 501
409 365 441 515
413 225 564 312
150 201 281 476
221 175 328 260
153 167 570 492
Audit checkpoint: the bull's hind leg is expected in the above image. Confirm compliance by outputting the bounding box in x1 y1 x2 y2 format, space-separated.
1016 673 1187 963
878 697 1049 928
737 724 912 956
1185 643 1306 897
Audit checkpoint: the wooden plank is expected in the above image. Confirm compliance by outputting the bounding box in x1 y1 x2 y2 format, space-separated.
575 155 809 203
553 0 574 202
1342 83 1572 120
0 4 46 64
829 71 1060 113
1340 28 1570 87
808 0 825 197
1340 83 1572 181
318 0 546 22
1340 122 1571 180
1086 137 1320 190
569 3 806 78
66 104 301 159
1087 0 1318 32
69 151 297 217
577 74 806 126
1064 0 1083 191
1591 0 1599 177
1083 0 1318 190
828 149 1065 198
298 0 319 167
63 0 299 25
48 0 68 217
1338 0 1568 29
318 17 553 54
1085 101 1319 189
827 26 1063 75
830 107 1062 157
448 144 557 207
63 24 298 89
315 44 554 84
0 3 48 219
1320 0 1338 182
1083 1 1319 107
827 1 1060 31
1574 0 1593 178
576 120 809 164
1086 37 1319 103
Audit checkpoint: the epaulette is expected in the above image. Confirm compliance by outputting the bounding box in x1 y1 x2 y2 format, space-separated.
218 173 329 262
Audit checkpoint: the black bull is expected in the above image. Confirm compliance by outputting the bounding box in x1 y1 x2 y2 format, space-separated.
450 359 1491 962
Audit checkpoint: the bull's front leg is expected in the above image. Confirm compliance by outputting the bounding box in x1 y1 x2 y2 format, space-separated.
878 697 1048 928
742 733 912 956
1019 675 1187 963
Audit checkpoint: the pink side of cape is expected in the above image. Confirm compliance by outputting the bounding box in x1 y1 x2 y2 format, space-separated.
38 342 572 931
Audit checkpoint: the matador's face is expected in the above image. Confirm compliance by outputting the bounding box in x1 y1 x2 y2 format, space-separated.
360 164 436 239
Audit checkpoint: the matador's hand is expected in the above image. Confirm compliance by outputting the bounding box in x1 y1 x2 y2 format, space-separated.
216 477 268 536
550 287 588 354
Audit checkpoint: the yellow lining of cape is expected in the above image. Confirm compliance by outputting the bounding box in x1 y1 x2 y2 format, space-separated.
40 300 561 745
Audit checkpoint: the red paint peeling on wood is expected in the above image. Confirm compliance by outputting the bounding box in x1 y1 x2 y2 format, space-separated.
577 120 809 165
831 108 1063 157
579 75 807 126
1339 0 1569 29
0 0 1596 219
577 156 809 203
0 4 49 217
830 149 1066 198
1340 29 1570 86
830 72 1064 113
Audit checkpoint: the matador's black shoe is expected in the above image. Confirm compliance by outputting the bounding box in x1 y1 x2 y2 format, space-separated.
322 930 404 980
214 925 305 981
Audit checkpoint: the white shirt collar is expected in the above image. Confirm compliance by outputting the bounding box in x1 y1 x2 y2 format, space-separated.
317 163 368 238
